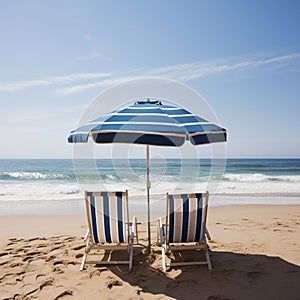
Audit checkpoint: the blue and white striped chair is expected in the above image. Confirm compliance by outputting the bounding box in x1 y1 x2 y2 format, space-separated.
158 192 212 271
80 191 136 271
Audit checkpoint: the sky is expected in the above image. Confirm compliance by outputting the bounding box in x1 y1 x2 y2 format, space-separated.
0 0 299 158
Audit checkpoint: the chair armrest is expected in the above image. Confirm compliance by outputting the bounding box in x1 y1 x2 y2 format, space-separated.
158 218 166 244
129 216 137 239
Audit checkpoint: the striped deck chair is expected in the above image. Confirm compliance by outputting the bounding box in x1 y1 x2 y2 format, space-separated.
158 192 212 272
80 191 136 271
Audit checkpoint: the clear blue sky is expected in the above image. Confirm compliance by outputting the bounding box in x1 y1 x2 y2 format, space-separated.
0 0 299 158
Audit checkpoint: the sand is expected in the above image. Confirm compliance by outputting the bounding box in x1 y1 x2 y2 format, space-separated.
0 205 299 299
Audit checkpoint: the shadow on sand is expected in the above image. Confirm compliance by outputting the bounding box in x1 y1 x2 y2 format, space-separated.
108 247 300 300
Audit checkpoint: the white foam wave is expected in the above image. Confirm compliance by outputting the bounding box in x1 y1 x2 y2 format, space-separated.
106 174 116 180
223 173 300 183
1 172 300 203
2 172 66 180
0 182 81 202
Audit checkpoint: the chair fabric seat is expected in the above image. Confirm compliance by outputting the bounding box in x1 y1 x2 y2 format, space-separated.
80 190 135 272
86 191 127 244
168 193 204 243
158 192 212 271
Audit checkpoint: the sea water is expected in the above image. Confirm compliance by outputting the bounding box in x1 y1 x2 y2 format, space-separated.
0 159 299 214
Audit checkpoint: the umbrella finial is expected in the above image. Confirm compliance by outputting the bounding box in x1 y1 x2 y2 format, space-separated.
135 98 162 105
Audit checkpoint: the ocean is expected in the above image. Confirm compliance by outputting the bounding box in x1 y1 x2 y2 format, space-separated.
0 159 299 215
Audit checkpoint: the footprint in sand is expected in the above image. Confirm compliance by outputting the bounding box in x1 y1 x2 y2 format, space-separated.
54 289 73 299
36 244 48 248
89 269 102 279
72 244 86 251
8 238 24 243
0 235 84 299
27 237 46 242
10 261 25 268
106 279 123 289
23 255 35 262
36 273 46 280
53 260 64 265
20 277 54 298
45 254 56 262
52 266 64 274
39 277 54 289
53 259 77 269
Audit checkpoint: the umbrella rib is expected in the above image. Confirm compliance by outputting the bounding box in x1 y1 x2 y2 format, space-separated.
69 130 90 135
189 130 226 137
88 121 181 126
178 122 213 126
125 106 182 110
101 113 198 118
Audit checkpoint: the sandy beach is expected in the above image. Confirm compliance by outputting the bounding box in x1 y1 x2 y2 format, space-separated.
1 0 300 298
0 204 299 299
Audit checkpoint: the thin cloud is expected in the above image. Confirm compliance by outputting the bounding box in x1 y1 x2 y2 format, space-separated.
0 72 112 92
56 52 300 95
146 53 300 82
1 52 299 94
55 75 141 95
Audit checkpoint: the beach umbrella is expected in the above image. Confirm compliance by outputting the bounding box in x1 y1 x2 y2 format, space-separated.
68 99 227 251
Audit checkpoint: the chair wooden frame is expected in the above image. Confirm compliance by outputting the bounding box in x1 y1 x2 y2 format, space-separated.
80 190 136 271
158 192 212 272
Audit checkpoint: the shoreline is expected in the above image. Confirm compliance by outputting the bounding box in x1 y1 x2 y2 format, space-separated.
1 193 300 216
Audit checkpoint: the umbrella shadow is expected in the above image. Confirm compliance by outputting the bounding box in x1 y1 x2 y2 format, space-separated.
107 247 300 300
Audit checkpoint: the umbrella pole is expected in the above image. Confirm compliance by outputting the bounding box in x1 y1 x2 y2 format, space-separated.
146 145 151 252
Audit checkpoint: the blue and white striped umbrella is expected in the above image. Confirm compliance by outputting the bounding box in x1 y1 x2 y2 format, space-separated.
68 99 227 251
68 99 227 145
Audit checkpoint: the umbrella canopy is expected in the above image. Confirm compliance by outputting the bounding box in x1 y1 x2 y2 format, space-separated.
68 99 227 145
68 99 227 251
